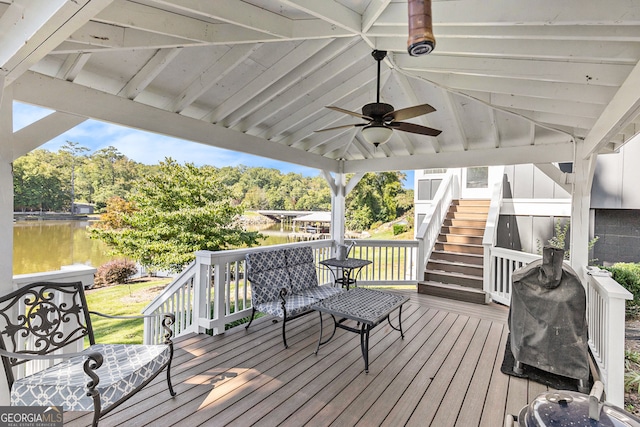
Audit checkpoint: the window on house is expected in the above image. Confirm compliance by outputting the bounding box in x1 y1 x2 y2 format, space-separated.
466 167 488 188
417 179 442 200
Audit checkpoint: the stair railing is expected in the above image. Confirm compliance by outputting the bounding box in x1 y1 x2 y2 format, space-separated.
482 167 504 303
415 170 459 276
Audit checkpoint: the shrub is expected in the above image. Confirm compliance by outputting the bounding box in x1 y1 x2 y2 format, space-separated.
95 259 138 287
393 223 408 235
604 262 640 317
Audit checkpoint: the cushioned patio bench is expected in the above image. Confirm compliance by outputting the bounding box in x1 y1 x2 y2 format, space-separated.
0 281 176 427
245 246 343 348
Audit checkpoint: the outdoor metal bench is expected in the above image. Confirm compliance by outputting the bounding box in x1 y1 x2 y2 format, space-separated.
0 281 176 427
245 246 343 348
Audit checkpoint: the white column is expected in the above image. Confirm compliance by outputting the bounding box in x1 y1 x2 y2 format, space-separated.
0 78 13 405
569 140 597 280
323 169 364 248
0 80 13 294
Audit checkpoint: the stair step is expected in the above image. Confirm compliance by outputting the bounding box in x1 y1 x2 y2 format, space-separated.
452 199 490 207
427 259 483 276
418 281 487 305
431 250 484 265
438 234 483 245
444 218 487 228
449 205 490 214
441 226 485 237
435 242 484 255
446 212 488 220
424 269 483 288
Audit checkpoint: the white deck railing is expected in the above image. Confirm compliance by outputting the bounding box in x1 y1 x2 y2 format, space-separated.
584 266 632 407
483 246 631 407
415 171 457 275
143 238 418 343
344 239 418 285
486 247 541 305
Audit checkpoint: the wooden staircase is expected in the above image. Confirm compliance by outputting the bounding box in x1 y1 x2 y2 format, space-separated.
418 199 490 304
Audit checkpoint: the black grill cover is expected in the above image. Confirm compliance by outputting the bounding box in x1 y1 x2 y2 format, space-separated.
509 247 589 383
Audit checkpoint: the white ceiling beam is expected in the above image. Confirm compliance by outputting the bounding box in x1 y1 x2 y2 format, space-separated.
379 1 640 26
376 37 640 65
506 108 595 134
393 72 442 153
264 67 379 140
207 39 332 124
118 48 182 100
488 109 500 148
61 21 206 52
583 59 640 158
280 0 362 33
220 38 364 128
408 69 616 107
345 141 575 174
490 93 603 121
12 112 86 159
351 135 374 160
368 24 640 42
170 44 259 113
362 0 392 33
442 91 468 150
237 44 372 133
153 0 293 38
13 71 338 172
56 53 91 81
534 163 573 193
336 128 361 160
395 55 632 87
287 92 376 149
96 0 280 43
1 0 114 85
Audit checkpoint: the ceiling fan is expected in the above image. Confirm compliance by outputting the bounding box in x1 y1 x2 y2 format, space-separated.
315 50 441 147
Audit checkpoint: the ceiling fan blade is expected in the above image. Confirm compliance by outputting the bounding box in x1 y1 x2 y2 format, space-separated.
389 121 442 136
384 104 436 121
315 123 366 132
326 106 373 121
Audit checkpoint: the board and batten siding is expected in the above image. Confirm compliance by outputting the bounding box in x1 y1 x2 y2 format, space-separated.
591 136 640 264
497 164 571 255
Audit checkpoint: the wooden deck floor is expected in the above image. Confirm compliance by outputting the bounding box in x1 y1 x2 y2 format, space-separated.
65 290 548 427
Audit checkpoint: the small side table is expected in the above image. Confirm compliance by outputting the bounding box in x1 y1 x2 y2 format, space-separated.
319 257 371 290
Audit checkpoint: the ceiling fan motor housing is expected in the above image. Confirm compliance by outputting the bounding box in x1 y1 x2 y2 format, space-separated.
407 0 435 56
362 103 394 122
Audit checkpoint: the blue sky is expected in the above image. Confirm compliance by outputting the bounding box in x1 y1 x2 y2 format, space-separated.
13 102 414 188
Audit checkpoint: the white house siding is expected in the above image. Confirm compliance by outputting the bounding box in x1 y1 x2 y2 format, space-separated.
592 136 640 265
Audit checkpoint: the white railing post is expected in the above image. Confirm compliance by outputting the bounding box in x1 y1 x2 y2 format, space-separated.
193 251 212 334
483 169 504 303
584 266 632 407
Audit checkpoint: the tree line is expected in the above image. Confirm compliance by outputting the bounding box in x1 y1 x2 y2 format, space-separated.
14 142 413 231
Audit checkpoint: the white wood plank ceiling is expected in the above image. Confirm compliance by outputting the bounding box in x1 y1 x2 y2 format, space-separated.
2 0 640 174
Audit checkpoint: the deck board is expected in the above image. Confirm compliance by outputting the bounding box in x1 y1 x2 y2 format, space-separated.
65 290 545 427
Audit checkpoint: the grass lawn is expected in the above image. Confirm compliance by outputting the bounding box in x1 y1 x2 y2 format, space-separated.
84 277 171 344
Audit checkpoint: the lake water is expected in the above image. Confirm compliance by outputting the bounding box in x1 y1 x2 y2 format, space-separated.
13 220 292 275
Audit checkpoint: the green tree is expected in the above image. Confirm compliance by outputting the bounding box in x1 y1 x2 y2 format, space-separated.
80 146 142 208
60 141 90 213
13 150 69 211
345 171 406 230
89 159 261 272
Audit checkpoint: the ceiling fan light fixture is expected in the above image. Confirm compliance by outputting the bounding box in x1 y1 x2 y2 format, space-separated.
362 124 393 147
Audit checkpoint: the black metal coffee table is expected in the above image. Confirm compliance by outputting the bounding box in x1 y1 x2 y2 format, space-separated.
312 287 409 373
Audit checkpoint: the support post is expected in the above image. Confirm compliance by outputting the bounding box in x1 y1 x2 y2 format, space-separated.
569 140 598 280
0 77 13 405
323 169 364 253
